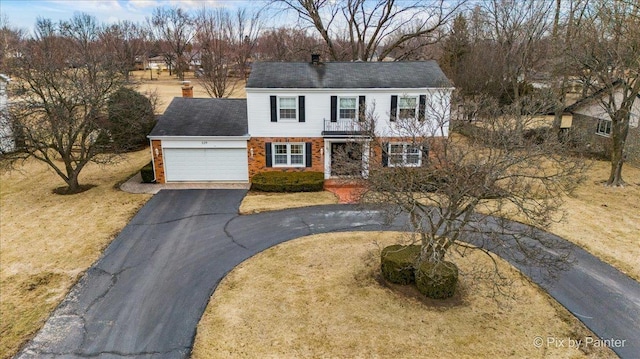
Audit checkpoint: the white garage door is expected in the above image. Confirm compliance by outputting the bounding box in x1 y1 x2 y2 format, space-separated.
164 148 248 182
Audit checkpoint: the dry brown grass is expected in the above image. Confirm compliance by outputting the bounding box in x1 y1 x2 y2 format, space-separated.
239 191 339 214
0 150 152 358
130 70 246 113
549 161 640 280
192 232 614 359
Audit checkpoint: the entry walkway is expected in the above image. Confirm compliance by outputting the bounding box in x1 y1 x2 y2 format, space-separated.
119 172 249 194
16 190 640 358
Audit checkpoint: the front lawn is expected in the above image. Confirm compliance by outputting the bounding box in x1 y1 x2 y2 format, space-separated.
0 150 152 358
192 232 614 358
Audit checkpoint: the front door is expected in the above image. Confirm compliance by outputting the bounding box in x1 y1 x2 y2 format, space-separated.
330 142 363 177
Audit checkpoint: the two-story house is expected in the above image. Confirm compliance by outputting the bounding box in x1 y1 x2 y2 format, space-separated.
148 57 453 183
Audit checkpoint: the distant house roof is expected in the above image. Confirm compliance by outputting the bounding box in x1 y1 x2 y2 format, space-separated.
149 98 248 137
246 61 453 89
564 79 640 114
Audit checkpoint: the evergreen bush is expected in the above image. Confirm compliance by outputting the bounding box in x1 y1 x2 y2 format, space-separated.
140 162 155 183
414 261 459 299
380 245 421 284
251 171 324 192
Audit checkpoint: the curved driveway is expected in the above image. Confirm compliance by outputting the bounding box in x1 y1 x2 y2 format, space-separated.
16 190 640 358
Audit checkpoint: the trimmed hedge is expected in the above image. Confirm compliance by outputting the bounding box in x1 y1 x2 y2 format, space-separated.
140 162 155 183
415 261 459 299
251 171 324 192
381 245 421 284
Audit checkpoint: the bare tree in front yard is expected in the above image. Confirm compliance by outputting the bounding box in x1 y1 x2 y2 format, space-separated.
4 14 153 194
338 93 588 297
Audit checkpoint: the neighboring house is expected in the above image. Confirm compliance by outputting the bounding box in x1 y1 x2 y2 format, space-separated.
148 57 453 183
0 74 14 153
564 83 640 164
145 55 167 70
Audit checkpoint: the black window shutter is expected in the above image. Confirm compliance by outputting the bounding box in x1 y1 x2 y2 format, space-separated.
358 95 366 121
305 142 312 167
382 142 389 167
270 96 277 122
390 95 398 122
330 96 337 122
298 96 305 122
421 146 429 167
265 142 272 167
419 95 426 121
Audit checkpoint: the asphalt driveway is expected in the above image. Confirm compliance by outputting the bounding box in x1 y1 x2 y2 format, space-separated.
16 190 640 358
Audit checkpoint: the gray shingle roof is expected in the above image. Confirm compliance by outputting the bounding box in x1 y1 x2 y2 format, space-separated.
246 61 452 89
149 98 248 137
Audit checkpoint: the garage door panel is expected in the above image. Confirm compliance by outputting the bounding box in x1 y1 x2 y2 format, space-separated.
164 148 248 182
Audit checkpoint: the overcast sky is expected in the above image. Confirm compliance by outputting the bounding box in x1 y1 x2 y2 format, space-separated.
2 0 274 33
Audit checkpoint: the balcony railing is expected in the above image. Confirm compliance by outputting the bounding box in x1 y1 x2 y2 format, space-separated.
322 119 367 136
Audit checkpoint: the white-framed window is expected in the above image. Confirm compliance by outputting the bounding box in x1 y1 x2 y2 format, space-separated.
279 97 298 121
273 143 305 167
596 118 612 136
398 96 418 119
339 97 357 120
388 143 421 167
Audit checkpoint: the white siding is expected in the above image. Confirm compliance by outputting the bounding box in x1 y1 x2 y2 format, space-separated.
246 88 452 138
574 89 640 128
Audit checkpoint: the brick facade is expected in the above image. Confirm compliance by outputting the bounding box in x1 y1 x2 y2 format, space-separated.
571 113 640 165
248 137 324 179
151 140 166 184
152 136 448 183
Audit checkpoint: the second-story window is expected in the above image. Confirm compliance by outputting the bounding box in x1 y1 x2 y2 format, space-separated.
339 97 357 120
398 97 417 119
279 97 297 120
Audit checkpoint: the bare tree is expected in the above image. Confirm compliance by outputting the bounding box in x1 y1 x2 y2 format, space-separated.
195 7 262 98
549 0 590 131
4 14 152 193
481 0 553 102
336 93 587 296
0 14 26 75
568 0 640 186
100 20 148 82
255 27 325 61
272 0 464 61
149 6 194 80
230 8 262 80
194 8 235 98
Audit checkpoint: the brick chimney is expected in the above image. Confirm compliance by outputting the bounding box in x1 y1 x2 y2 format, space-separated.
181 81 193 98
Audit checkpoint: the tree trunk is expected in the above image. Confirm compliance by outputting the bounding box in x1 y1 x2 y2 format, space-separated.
59 170 82 194
607 153 624 186
606 111 630 186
